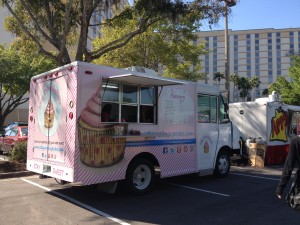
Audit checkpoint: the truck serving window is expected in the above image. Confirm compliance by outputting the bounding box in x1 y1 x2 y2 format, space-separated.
197 95 217 123
102 81 157 124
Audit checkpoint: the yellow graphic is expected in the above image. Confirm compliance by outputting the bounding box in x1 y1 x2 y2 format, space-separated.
204 141 209 153
270 109 287 142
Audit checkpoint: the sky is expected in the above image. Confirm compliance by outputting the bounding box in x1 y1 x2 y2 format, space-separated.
128 0 300 31
211 0 300 31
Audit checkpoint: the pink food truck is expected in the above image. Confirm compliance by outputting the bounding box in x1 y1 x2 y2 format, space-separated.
26 61 240 194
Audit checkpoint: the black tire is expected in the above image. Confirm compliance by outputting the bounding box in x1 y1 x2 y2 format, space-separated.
289 194 300 210
125 158 155 195
214 150 230 178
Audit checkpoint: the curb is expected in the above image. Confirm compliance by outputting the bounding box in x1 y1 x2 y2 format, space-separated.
0 171 36 179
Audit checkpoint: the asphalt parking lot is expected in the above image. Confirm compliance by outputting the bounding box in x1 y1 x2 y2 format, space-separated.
0 164 299 225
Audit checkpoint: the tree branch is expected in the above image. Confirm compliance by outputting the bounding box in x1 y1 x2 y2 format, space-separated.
19 0 58 47
2 0 58 62
90 17 159 61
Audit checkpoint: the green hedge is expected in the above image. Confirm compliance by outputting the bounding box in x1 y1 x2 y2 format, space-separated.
9 141 27 162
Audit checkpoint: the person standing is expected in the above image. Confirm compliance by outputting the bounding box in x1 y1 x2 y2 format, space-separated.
276 136 300 199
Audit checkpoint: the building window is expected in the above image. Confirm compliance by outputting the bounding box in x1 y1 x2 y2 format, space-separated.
276 50 281 56
277 70 281 76
268 76 273 83
268 64 272 70
193 37 198 45
255 33 259 38
268 52 272 57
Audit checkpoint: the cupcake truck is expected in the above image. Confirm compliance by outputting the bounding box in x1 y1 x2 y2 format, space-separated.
26 61 240 194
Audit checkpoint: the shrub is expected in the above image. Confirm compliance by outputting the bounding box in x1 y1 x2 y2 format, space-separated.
9 141 27 163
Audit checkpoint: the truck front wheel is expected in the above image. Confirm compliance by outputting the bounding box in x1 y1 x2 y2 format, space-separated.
214 150 230 178
125 158 155 195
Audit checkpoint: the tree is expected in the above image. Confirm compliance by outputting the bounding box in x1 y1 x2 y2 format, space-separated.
93 14 208 81
230 73 240 101
0 44 56 130
269 56 300 105
249 76 260 100
213 72 225 86
230 74 259 102
1 0 226 66
262 88 269 96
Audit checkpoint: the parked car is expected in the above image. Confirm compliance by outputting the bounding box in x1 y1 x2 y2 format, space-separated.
0 125 28 153
4 122 28 131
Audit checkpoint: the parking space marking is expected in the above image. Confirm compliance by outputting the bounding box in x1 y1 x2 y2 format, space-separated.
161 181 230 197
231 172 279 181
21 178 131 225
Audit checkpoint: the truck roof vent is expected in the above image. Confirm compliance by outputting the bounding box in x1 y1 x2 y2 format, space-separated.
125 66 158 76
269 91 280 102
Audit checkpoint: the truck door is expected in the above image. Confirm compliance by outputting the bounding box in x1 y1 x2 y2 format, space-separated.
196 94 219 171
33 75 68 164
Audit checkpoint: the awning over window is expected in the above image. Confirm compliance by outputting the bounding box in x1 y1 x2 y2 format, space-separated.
108 73 187 86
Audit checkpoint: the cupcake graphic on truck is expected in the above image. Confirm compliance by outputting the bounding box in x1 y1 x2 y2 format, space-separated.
33 79 67 163
78 87 126 168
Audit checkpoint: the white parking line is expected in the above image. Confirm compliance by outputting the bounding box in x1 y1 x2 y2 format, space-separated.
21 178 131 225
231 172 280 181
161 181 230 197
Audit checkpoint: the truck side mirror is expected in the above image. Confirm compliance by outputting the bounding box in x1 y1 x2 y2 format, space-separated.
224 103 229 112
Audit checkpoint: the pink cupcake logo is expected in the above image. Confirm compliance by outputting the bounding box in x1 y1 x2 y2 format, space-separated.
77 87 127 168
38 81 62 136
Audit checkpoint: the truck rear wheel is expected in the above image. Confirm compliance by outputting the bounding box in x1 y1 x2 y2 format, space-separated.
125 158 155 195
214 150 230 178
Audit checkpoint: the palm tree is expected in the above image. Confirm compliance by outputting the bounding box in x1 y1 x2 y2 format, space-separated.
249 76 260 100
230 73 240 101
213 72 225 87
262 88 269 96
238 77 251 101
